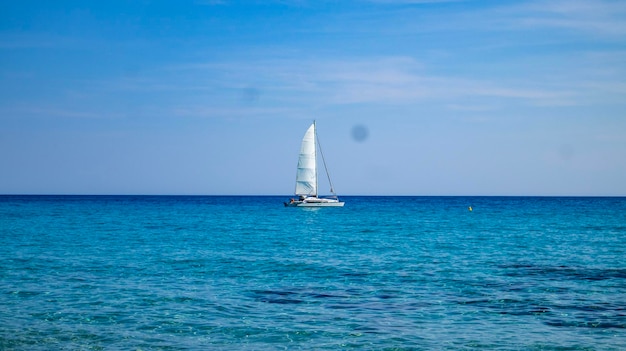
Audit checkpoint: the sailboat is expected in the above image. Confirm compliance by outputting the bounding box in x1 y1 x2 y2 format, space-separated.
284 121 345 207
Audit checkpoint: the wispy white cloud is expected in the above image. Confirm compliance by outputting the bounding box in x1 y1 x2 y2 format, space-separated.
354 0 626 39
295 58 577 106
9 0 619 123
492 0 626 36
0 105 110 120
446 104 498 112
368 0 464 3
0 33 79 49
166 56 582 109
170 105 296 119
193 0 227 5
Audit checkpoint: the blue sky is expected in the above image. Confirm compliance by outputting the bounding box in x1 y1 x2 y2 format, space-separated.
1 0 625 195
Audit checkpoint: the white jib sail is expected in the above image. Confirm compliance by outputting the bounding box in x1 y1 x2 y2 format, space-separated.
295 123 317 196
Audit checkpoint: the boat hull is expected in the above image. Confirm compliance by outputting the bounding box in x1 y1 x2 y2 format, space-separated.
294 202 344 207
284 198 345 207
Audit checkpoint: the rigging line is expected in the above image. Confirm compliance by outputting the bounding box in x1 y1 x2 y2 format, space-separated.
316 129 337 196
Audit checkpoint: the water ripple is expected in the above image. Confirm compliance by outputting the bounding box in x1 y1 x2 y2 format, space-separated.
1 195 625 350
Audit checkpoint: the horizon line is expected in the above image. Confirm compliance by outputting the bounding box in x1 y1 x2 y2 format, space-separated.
1 194 625 198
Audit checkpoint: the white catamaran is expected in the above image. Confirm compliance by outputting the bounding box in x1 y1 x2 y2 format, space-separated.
284 121 345 207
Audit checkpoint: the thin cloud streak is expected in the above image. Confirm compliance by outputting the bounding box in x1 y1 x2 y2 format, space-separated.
368 0 464 3
492 0 626 36
171 56 581 107
1 105 110 120
348 0 626 38
0 33 83 50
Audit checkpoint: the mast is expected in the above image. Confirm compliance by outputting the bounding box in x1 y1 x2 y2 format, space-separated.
314 120 318 197
316 121 337 197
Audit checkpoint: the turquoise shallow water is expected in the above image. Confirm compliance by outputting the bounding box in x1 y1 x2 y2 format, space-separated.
1 195 625 350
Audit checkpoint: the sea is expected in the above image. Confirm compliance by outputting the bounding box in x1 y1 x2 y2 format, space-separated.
0 195 625 350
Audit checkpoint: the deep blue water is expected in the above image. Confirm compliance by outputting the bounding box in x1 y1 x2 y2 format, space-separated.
1 195 625 350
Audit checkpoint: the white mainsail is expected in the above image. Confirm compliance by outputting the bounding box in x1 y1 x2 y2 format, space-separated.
295 123 317 196
286 121 344 207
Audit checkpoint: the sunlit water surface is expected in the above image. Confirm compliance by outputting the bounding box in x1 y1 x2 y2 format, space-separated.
1 196 625 350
